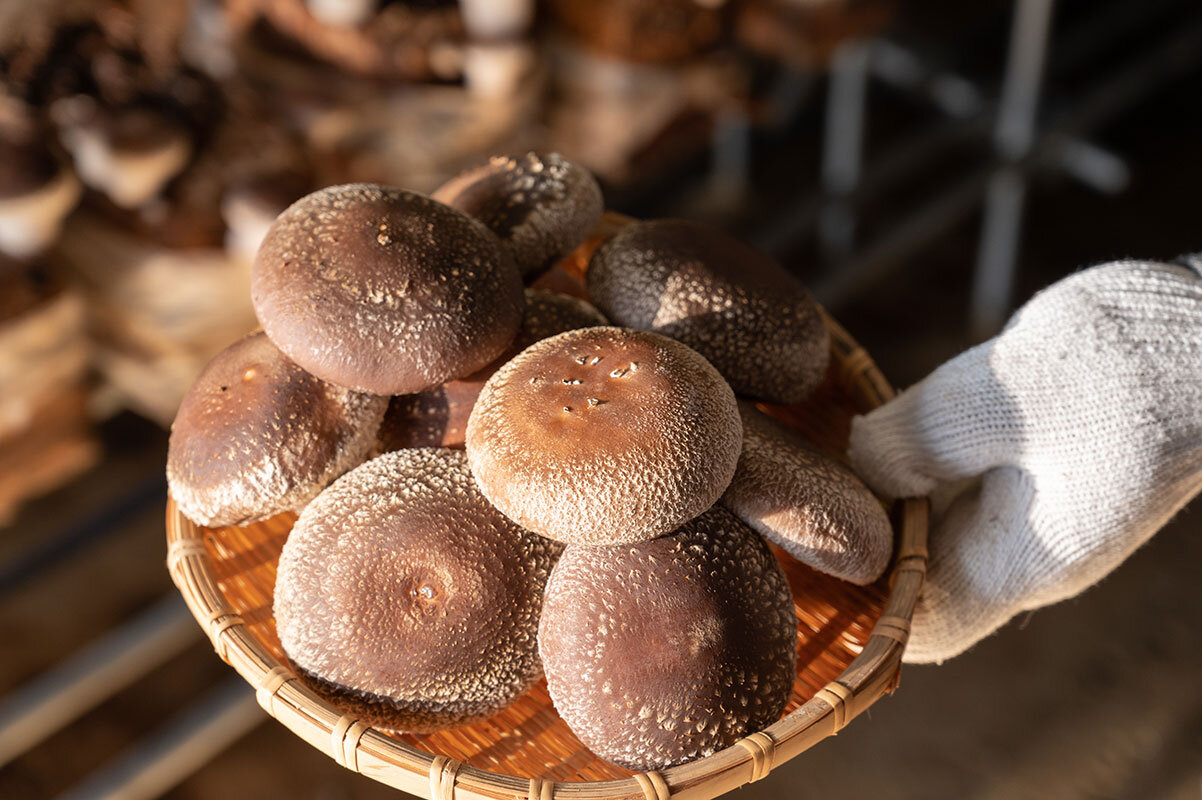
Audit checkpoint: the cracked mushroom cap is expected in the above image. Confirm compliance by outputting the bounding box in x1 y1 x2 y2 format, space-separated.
722 402 893 585
274 448 562 732
466 326 741 544
432 152 602 280
539 504 797 771
252 183 524 395
587 218 830 404
167 332 386 527
377 288 608 451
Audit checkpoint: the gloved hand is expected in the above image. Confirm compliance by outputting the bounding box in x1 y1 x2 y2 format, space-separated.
848 259 1202 663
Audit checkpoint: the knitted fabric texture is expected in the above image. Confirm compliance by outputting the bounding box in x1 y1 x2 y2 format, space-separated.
848 260 1202 663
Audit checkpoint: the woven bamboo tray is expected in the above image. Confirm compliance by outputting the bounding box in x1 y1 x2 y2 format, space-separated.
165 304 929 799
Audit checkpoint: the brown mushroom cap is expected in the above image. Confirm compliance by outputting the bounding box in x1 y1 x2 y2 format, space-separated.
539 505 797 771
167 332 386 527
517 288 609 347
432 153 603 280
274 448 562 732
377 289 608 451
0 135 82 259
466 326 741 544
722 402 893 585
56 102 193 209
252 183 524 395
586 219 830 404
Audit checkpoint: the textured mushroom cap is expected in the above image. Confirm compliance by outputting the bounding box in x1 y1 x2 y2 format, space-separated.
378 289 608 451
252 183 524 395
167 332 386 527
587 219 830 403
722 402 893 585
432 153 603 280
517 288 609 346
274 448 562 732
467 327 741 544
539 505 797 771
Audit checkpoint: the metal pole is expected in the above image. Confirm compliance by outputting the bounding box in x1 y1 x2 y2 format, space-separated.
56 680 264 800
971 0 1056 338
819 39 873 261
705 106 753 213
0 596 199 768
814 16 1202 312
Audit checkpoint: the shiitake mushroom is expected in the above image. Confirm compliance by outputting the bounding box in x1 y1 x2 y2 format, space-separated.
432 152 603 280
722 402 893 585
587 218 830 404
539 505 798 771
466 326 742 544
252 183 523 395
274 448 561 732
167 331 385 527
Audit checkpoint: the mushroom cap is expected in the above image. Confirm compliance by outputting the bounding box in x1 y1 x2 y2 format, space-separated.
539 505 797 771
586 219 830 404
432 153 602 280
722 402 893 585
57 103 193 209
274 448 562 732
377 289 608 451
517 288 609 347
252 183 524 395
0 132 82 258
166 331 386 527
0 163 81 259
466 326 742 544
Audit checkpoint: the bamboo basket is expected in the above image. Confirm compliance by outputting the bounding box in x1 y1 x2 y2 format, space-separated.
165 305 929 799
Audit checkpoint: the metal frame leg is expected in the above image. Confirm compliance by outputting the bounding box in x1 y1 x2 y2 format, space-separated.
819 39 873 262
0 596 198 768
704 105 753 214
971 0 1057 338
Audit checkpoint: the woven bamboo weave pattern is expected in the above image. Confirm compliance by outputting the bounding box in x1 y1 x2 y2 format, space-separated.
166 300 928 799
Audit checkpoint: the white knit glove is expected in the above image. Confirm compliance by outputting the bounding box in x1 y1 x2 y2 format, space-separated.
848 259 1202 663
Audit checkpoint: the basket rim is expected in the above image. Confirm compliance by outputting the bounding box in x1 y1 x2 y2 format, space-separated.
165 313 930 800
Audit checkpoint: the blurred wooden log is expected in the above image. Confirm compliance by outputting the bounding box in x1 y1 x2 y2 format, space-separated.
55 213 257 427
0 284 96 524
0 389 98 526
